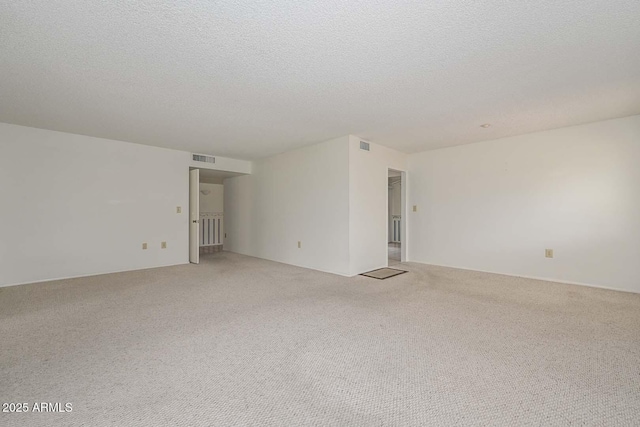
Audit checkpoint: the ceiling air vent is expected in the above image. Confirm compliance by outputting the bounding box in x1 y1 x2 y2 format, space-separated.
360 141 370 151
192 154 216 164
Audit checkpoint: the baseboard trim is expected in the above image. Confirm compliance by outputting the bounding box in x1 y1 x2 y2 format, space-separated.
0 262 190 289
225 250 353 277
8 256 633 294
407 260 638 294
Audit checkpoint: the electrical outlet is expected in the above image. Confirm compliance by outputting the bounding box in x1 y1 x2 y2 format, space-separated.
176 206 182 214
224 233 227 238
142 243 147 250
413 205 417 212
298 241 301 248
161 241 167 249
545 249 553 258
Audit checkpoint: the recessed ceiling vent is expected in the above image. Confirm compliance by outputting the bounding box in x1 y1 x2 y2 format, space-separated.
360 141 370 151
192 154 216 164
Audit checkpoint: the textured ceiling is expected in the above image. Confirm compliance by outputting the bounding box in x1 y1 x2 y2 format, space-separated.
1 1 639 160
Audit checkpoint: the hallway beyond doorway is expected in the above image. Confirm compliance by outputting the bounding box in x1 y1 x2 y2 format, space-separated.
388 242 401 266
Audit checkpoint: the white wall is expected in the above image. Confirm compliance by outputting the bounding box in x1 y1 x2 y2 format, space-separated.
408 115 640 293
348 136 407 275
199 183 224 212
9 115 633 290
224 136 351 275
224 135 408 277
0 124 191 286
0 123 252 287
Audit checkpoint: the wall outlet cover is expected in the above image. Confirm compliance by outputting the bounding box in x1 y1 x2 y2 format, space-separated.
142 243 147 250
176 206 182 214
545 249 554 258
161 242 167 249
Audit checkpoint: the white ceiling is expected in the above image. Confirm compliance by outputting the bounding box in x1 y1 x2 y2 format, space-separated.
1 1 639 160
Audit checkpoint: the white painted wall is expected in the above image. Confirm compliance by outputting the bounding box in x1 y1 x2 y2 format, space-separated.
224 135 407 276
8 114 633 291
0 123 252 287
224 136 351 275
0 124 189 286
348 136 407 275
408 115 640 293
199 183 223 212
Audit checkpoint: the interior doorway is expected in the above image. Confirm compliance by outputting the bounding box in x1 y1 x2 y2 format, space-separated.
388 169 403 266
189 168 242 264
198 177 224 258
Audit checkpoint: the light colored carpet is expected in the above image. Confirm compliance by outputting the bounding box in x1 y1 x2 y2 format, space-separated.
1 252 639 426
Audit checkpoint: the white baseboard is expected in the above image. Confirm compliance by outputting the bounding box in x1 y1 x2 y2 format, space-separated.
225 250 353 277
0 262 190 289
406 260 638 294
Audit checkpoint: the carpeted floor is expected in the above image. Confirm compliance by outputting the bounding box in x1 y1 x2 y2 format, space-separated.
1 252 639 426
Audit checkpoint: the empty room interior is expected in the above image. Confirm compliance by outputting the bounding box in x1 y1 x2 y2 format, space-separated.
1 1 640 426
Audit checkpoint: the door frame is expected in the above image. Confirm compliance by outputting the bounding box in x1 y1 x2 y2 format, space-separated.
189 168 200 264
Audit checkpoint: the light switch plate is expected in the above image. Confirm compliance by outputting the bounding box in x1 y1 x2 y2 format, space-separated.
142 243 147 250
161 242 167 249
545 249 553 258
176 206 182 214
